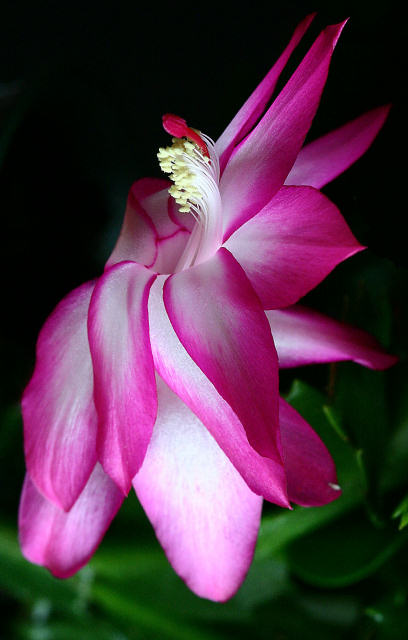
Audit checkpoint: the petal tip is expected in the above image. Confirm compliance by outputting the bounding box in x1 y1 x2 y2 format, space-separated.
327 18 349 48
23 464 80 513
370 352 398 371
98 462 133 497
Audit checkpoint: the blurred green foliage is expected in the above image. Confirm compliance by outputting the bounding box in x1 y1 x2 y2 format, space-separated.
1 1 407 638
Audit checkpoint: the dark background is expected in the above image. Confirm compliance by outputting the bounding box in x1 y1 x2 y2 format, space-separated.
0 1 407 639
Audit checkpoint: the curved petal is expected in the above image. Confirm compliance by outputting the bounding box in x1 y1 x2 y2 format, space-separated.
106 180 159 269
285 105 390 188
133 378 262 602
216 13 316 172
133 178 194 238
280 398 340 507
220 21 347 241
148 276 289 507
88 261 157 494
225 186 363 309
164 248 282 463
19 464 123 578
22 282 97 511
107 178 192 273
153 228 191 274
267 305 397 370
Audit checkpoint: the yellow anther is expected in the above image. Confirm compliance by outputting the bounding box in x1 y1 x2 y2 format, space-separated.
157 135 210 214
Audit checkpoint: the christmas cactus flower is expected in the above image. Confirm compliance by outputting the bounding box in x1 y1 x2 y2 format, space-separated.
19 14 396 601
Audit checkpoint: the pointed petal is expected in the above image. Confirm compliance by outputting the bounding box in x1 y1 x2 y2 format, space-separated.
106 178 192 273
133 378 263 602
280 398 339 507
226 186 363 309
267 305 397 370
148 276 289 507
22 282 97 511
220 21 347 240
216 13 316 172
19 464 123 578
88 261 157 494
285 105 390 188
164 248 282 463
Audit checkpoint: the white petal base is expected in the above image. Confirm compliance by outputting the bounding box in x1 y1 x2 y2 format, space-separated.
133 378 263 602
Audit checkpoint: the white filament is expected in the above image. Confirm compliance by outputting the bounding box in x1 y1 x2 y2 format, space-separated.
158 132 223 270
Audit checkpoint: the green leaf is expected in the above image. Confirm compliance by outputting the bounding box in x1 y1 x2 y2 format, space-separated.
286 512 408 588
256 498 359 561
363 588 408 640
285 380 366 498
255 380 367 563
333 364 390 500
0 524 222 640
381 369 408 493
0 525 78 608
92 543 267 624
322 404 349 442
91 583 222 640
392 494 408 530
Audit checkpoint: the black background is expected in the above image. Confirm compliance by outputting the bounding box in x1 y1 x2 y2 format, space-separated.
0 1 406 636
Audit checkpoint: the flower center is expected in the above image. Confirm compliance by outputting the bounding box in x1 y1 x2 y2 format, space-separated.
157 114 223 270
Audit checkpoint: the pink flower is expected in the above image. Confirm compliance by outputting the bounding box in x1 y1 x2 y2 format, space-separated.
19 14 396 602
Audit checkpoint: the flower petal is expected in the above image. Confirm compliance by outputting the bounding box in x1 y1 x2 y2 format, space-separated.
267 305 397 370
285 105 390 188
225 186 363 309
280 398 340 507
133 378 263 602
148 276 289 507
216 13 316 172
164 247 282 463
19 464 123 578
22 282 97 511
220 21 347 241
106 178 192 273
88 261 157 494
106 179 159 269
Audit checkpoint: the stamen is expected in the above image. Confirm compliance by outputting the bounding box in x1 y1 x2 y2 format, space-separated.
157 113 223 270
157 136 211 213
157 115 218 216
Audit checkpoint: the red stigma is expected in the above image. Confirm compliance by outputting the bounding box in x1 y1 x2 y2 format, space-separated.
162 113 209 157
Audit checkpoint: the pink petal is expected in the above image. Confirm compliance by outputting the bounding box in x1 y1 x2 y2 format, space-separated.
164 247 282 464
148 276 289 507
285 105 391 188
133 178 194 238
133 378 263 602
106 180 159 269
106 178 191 274
267 305 397 370
19 464 123 578
88 261 157 494
215 13 316 173
220 21 347 241
225 186 363 309
153 229 191 274
22 282 97 511
280 398 340 507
